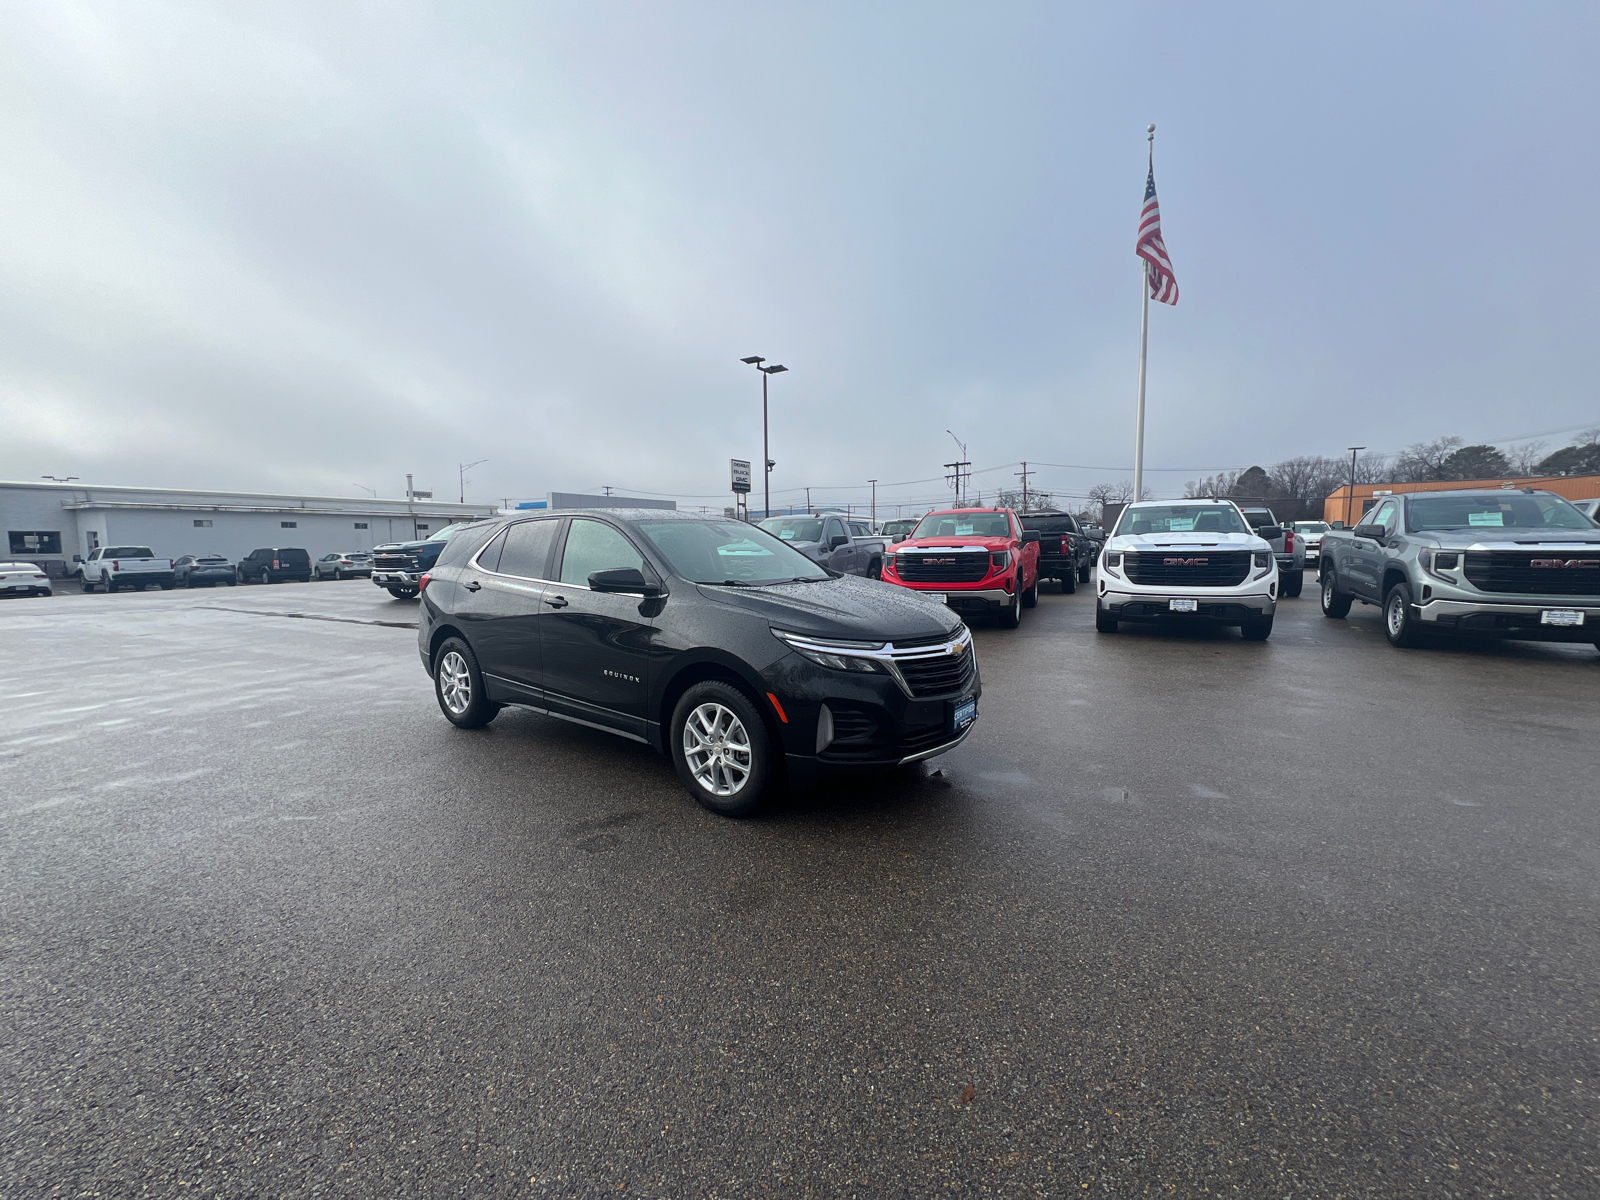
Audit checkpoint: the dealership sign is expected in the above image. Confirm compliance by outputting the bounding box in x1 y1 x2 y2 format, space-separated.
730 459 752 494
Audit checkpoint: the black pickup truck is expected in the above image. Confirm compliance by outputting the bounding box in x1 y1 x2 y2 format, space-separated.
370 523 488 599
1019 512 1093 592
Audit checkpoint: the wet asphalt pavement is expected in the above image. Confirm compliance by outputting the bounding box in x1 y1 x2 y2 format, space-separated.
3 576 1597 1197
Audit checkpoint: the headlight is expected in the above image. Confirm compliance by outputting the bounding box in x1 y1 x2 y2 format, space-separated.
1102 552 1122 576
990 551 1010 569
1419 549 1459 578
771 629 887 673
1254 552 1271 569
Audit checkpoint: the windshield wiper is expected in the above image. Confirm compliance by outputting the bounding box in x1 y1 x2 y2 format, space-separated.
715 579 752 587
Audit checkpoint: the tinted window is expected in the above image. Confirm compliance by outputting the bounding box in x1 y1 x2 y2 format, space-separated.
849 522 872 537
758 518 823 543
636 520 828 585
1021 515 1078 534
279 549 310 563
496 521 558 579
106 547 155 557
559 520 644 585
436 522 502 569
824 519 846 542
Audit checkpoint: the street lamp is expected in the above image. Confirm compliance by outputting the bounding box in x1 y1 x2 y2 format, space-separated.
459 459 488 504
868 478 878 525
1345 446 1366 528
741 357 787 519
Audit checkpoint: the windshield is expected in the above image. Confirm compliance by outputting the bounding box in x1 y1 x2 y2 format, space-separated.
1020 515 1077 533
1114 505 1251 536
426 524 474 542
1293 522 1330 534
911 512 1013 539
1406 494 1595 532
637 520 830 585
757 518 824 543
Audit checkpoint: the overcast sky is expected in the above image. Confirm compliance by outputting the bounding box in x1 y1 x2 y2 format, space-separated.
2 2 1596 513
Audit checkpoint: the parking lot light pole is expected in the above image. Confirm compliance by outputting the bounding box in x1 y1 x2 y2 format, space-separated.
1346 446 1365 528
741 357 787 518
868 479 877 525
459 459 488 505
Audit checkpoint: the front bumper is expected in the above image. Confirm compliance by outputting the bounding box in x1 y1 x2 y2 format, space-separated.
1099 584 1276 623
373 570 422 587
1418 597 1600 641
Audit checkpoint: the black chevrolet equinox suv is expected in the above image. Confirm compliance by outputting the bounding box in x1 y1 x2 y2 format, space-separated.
417 510 981 816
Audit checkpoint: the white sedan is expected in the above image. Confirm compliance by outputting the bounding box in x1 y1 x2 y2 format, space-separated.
0 562 53 597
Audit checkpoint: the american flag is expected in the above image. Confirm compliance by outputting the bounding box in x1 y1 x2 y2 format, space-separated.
1137 166 1178 305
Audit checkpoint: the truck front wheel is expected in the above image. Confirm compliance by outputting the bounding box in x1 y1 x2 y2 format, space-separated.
1383 581 1425 648
1095 608 1117 634
997 580 1022 628
1281 569 1304 598
1320 567 1352 618
1241 615 1274 641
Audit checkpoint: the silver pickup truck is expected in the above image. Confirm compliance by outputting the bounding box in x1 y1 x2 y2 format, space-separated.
757 515 890 579
1238 506 1306 596
1318 488 1600 650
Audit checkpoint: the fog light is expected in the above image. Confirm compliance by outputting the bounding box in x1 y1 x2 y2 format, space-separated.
816 703 835 753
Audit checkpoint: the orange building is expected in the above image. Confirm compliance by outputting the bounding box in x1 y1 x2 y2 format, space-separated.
1323 475 1600 526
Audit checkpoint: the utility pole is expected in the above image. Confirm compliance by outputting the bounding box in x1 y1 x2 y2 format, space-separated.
1345 446 1366 528
459 459 488 504
805 486 812 514
868 479 878 525
1015 461 1033 513
945 430 971 506
602 485 614 496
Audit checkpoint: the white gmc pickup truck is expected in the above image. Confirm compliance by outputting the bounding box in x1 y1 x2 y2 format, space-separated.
75 546 176 592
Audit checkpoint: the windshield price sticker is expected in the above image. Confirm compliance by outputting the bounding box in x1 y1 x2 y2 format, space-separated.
1541 609 1585 626
1169 598 1198 612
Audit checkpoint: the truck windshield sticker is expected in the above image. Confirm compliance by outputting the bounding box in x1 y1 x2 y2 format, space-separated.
1166 518 1195 531
1468 512 1504 526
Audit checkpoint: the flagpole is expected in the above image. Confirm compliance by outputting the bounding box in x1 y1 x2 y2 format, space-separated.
1133 125 1154 504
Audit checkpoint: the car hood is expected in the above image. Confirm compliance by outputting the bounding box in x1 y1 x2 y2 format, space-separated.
1424 529 1600 549
895 537 1011 552
1106 531 1271 553
693 574 961 642
372 539 436 552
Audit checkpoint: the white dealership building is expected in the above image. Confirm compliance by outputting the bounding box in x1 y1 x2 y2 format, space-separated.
0 480 497 576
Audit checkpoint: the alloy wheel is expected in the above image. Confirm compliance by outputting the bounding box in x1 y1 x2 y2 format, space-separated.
438 650 472 715
682 702 752 797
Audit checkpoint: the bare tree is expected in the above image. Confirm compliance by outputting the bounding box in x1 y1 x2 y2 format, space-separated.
1087 480 1149 516
1503 440 1548 475
1268 455 1347 502
1391 436 1464 482
994 486 1055 513
1183 470 1240 498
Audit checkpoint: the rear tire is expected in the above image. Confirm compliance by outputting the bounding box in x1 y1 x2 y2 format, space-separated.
260 570 272 585
104 573 118 594
433 638 498 728
1060 570 1077 594
158 582 173 590
1078 562 1091 583
670 681 773 817
1095 608 1117 634
1383 581 1424 648
868 559 882 581
1320 567 1352 618
1282 569 1304 598
1241 615 1274 641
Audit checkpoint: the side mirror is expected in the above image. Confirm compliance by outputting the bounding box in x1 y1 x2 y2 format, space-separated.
829 535 849 549
1352 523 1386 541
588 567 660 596
1256 526 1284 540
1020 530 1041 543
72 555 83 563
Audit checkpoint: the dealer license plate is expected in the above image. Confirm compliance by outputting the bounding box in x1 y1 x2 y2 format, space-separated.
926 593 948 605
1541 609 1585 627
952 698 976 732
1169 598 1198 613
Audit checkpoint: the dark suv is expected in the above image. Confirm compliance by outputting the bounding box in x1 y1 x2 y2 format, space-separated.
1018 512 1092 593
237 547 312 584
418 510 980 816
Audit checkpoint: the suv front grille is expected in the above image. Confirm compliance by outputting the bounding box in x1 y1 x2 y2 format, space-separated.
896 552 990 583
373 552 419 571
896 651 976 699
1463 551 1600 596
1123 551 1251 587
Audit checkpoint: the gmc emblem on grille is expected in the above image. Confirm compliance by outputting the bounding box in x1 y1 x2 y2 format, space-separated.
1529 559 1600 569
1163 557 1208 566
922 558 955 564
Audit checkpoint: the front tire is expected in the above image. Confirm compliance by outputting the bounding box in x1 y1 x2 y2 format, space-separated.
1281 569 1304 598
997 580 1022 628
433 638 498 728
1241 615 1274 641
81 576 95 593
1320 567 1352 618
1022 577 1038 608
1095 607 1117 633
670 681 773 817
387 586 418 600
1383 581 1424 648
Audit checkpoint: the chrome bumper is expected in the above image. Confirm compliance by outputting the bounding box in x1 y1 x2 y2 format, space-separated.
372 570 420 585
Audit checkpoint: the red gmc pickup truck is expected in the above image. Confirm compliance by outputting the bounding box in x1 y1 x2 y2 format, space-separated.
879 507 1042 627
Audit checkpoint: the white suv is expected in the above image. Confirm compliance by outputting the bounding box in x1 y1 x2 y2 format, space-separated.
1096 500 1279 640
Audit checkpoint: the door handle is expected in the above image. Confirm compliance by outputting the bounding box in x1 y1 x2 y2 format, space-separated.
463 580 481 592
544 595 568 608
